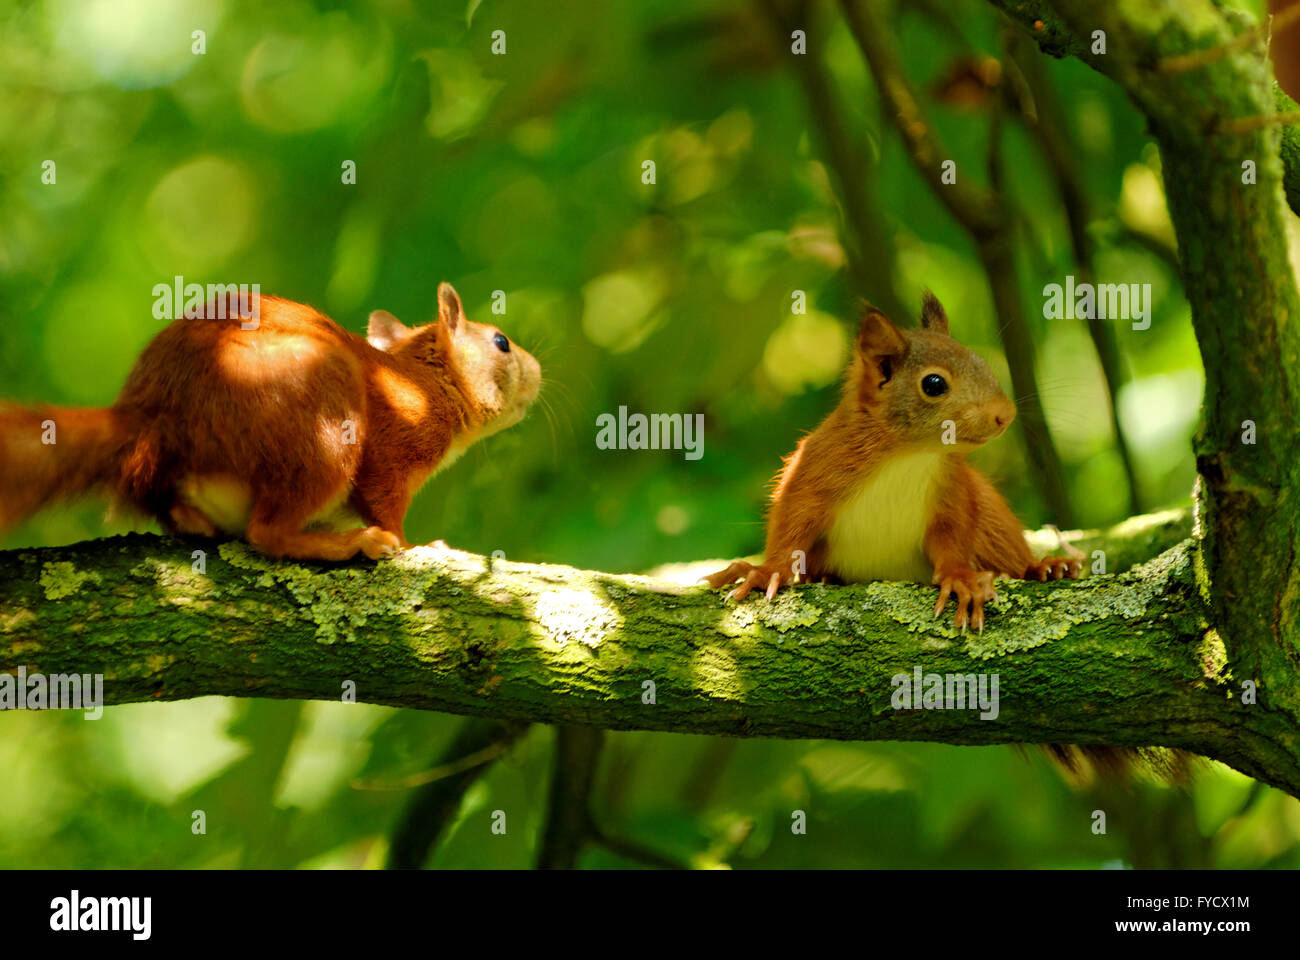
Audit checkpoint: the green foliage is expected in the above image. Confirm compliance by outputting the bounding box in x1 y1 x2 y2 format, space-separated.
1 0 1295 867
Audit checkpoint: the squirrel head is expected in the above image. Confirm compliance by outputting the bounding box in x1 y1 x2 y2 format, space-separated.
366 283 541 434
849 292 1015 450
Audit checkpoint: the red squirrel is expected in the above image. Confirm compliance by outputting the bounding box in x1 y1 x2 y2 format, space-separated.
707 293 1081 630
0 282 540 562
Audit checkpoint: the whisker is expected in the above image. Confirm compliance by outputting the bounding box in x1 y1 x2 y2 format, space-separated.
540 396 559 466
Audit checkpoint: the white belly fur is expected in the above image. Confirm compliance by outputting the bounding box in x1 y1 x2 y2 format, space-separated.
824 451 944 584
179 436 467 537
178 476 363 535
179 476 252 535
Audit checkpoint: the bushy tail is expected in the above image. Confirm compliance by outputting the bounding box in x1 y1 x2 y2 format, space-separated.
0 404 131 531
1039 744 1198 788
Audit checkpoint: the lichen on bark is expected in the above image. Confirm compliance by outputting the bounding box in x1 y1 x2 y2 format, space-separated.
2 515 1296 797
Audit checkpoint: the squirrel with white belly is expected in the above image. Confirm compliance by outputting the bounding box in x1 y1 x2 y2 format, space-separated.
0 282 541 562
707 292 1081 630
704 295 1194 779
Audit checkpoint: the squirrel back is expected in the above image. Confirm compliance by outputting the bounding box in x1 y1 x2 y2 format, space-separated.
0 282 540 561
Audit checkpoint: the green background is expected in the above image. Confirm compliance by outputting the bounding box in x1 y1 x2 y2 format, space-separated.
1 0 1296 868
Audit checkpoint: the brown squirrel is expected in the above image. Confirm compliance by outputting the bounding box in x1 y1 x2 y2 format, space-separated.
0 282 540 562
706 294 1191 780
706 293 1081 629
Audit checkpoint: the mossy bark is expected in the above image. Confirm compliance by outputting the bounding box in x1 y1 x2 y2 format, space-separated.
4 1 1300 803
988 0 1300 793
2 523 1297 796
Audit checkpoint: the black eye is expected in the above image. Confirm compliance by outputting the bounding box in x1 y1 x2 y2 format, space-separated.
492 332 510 353
921 373 948 397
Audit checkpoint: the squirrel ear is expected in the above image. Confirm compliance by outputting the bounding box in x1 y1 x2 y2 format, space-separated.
857 304 907 361
437 282 464 334
920 290 949 335
856 305 908 397
367 310 412 352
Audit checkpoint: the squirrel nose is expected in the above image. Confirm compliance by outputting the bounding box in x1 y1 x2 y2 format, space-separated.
992 398 1016 431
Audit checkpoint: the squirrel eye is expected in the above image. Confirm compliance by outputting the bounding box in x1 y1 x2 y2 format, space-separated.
492 332 510 353
921 373 948 397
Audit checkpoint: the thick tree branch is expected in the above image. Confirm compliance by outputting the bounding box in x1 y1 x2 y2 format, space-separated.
989 0 1300 794
3 517 1296 797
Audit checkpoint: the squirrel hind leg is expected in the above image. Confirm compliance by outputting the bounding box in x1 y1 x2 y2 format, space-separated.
246 517 400 562
1021 556 1083 581
703 560 753 590
245 491 400 562
166 502 219 538
702 559 791 600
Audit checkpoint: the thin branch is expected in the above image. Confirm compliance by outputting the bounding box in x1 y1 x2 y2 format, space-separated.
755 0 910 321
836 1 999 234
1110 222 1181 274
838 0 1074 524
384 718 528 869
1004 29 1143 514
537 725 604 869
358 738 512 791
1217 108 1300 134
589 825 691 869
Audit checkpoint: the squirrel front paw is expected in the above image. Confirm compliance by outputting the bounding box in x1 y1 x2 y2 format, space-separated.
704 560 794 601
932 566 997 632
359 527 403 560
1024 555 1082 581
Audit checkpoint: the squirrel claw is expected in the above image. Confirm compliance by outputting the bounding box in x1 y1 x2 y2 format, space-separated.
933 567 996 632
703 561 747 590
705 560 790 602
1025 556 1082 582
359 527 402 560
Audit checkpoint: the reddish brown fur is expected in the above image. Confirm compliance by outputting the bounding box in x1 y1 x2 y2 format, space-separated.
0 283 540 561
707 293 1079 630
707 295 1179 781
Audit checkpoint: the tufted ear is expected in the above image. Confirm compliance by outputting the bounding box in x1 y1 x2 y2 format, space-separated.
920 290 949 335
367 310 412 351
437 282 464 334
856 303 908 398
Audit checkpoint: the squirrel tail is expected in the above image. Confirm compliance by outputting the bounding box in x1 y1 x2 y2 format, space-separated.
1038 744 1199 787
0 404 134 531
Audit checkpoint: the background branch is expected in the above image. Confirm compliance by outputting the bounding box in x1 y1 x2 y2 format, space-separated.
839 0 1075 524
385 718 529 869
988 0 1300 793
537 725 604 869
756 0 910 320
1004 29 1144 514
